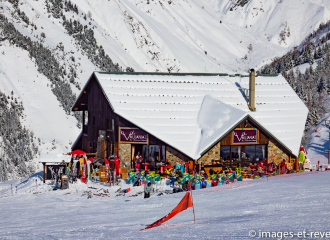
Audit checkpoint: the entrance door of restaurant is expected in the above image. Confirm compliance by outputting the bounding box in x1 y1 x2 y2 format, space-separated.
230 146 244 168
231 145 256 168
131 144 143 169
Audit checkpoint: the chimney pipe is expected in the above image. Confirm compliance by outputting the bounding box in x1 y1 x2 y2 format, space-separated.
249 69 256 111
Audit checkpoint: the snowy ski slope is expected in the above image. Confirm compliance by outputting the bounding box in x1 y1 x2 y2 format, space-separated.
307 114 330 165
0 171 329 239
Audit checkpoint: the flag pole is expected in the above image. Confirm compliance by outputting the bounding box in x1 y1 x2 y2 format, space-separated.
189 182 196 224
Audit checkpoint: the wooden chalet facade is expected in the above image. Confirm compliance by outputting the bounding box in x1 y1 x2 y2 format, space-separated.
71 72 303 171
71 73 190 170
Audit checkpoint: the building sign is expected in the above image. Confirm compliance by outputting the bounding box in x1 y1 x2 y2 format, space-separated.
232 129 258 144
119 127 148 144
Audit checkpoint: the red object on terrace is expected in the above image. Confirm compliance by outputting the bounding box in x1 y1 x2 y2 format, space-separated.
164 164 172 170
69 150 86 155
142 163 150 171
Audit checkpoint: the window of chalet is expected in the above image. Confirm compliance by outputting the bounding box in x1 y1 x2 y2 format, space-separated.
231 146 240 161
220 146 230 160
105 118 110 130
149 145 160 162
84 111 88 125
245 145 256 161
112 119 114 131
220 145 267 162
256 145 266 161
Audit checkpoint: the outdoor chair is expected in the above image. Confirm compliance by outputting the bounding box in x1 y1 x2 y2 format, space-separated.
237 174 242 181
194 183 201 190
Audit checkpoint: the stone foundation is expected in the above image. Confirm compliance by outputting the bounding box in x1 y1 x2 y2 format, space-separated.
197 142 220 165
166 142 221 168
166 146 185 167
119 143 131 170
268 140 289 165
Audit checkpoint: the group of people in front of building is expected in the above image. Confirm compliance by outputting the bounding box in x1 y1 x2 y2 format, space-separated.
139 146 313 198
66 145 310 198
135 153 156 171
66 154 121 184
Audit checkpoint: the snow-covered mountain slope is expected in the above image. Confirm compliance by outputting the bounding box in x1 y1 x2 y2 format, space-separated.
307 114 330 165
0 41 80 151
82 0 330 72
0 0 329 179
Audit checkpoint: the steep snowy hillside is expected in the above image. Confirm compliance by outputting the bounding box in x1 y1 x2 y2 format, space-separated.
258 19 330 150
0 0 329 180
82 0 330 72
307 114 330 166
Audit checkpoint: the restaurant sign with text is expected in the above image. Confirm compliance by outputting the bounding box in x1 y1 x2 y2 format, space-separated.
232 129 258 144
119 128 148 144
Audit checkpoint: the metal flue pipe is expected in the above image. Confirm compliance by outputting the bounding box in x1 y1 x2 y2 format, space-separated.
249 69 256 111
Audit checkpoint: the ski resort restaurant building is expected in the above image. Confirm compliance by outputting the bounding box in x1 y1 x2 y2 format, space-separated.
71 71 308 171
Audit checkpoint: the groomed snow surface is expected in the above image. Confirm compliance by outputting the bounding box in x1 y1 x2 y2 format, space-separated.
0 171 330 239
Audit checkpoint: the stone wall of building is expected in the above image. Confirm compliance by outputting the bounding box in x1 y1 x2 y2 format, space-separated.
119 143 131 170
166 146 185 167
268 140 289 165
197 142 220 165
166 142 221 167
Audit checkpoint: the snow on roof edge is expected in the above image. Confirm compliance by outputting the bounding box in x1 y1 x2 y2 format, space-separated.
198 113 248 157
200 114 297 158
71 72 94 111
94 72 199 159
248 114 295 156
38 153 71 163
71 130 83 150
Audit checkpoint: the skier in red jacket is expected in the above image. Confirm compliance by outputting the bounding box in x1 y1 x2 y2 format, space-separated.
114 154 120 175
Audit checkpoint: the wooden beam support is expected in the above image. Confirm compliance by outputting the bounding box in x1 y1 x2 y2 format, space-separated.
43 163 45 183
82 110 85 127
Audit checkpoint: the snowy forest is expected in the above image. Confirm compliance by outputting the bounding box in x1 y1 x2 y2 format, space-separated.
46 0 134 73
258 21 330 146
0 91 38 181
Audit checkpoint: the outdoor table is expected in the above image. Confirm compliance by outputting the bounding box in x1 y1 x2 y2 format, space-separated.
158 164 166 174
142 163 150 171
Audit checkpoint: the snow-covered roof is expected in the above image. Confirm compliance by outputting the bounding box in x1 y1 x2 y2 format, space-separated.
91 72 308 159
38 153 71 163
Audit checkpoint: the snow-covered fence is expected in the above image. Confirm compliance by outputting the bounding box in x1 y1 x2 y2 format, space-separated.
308 154 329 166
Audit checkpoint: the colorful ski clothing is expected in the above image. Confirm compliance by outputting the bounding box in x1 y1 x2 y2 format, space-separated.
298 151 305 163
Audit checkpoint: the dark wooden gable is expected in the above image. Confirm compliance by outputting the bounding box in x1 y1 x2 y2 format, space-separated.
220 117 269 146
219 116 294 157
72 73 94 111
72 73 170 153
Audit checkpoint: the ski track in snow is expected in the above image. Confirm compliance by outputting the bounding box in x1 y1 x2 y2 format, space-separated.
307 113 330 165
0 171 329 239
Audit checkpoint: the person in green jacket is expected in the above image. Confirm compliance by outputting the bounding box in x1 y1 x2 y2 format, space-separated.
298 147 305 171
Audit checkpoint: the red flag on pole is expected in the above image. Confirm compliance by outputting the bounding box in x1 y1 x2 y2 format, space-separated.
140 192 194 231
82 159 87 183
